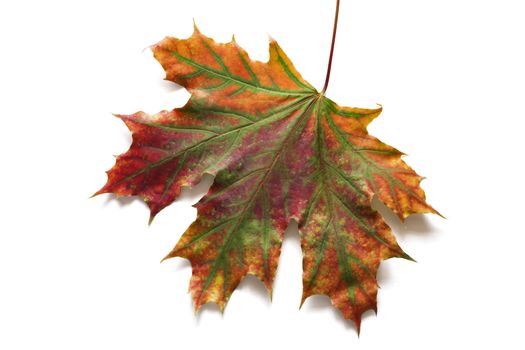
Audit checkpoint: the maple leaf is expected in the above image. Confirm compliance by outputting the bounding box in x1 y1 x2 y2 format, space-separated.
96 25 438 331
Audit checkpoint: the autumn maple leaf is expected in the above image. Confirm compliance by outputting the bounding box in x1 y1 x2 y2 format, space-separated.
95 24 438 331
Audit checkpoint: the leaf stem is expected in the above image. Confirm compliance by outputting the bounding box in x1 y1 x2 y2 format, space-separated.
321 0 340 95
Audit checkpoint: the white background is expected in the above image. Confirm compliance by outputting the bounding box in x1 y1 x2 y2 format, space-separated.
1 0 524 348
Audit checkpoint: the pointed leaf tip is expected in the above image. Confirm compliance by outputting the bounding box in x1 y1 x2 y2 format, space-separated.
192 19 200 34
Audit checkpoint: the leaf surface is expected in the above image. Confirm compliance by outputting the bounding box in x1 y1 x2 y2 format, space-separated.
96 26 438 331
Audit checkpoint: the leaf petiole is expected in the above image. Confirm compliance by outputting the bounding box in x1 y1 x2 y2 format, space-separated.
321 0 340 95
